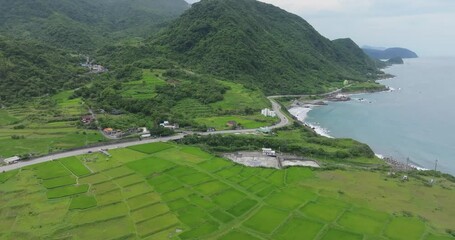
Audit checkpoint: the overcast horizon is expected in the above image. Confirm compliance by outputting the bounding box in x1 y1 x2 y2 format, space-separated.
185 0 455 57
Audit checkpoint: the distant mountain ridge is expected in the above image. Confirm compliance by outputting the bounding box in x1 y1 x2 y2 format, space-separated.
0 0 189 52
362 47 418 59
139 0 383 95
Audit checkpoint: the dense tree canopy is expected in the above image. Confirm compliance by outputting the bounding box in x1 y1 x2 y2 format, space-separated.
0 0 189 52
146 0 384 95
0 0 385 107
0 36 90 104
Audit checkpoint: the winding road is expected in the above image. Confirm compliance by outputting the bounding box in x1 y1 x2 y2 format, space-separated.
0 97 291 172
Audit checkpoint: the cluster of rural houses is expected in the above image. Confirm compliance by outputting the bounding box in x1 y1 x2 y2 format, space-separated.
81 57 108 73
261 108 276 117
103 128 124 138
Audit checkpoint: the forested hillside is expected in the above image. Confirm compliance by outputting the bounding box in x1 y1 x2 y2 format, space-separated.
0 36 89 104
0 0 189 104
0 0 189 52
0 0 386 106
144 0 383 94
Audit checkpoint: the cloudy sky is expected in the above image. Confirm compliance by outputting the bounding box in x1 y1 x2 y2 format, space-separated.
185 0 455 56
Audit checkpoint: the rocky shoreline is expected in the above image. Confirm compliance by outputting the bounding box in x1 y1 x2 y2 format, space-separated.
380 156 426 172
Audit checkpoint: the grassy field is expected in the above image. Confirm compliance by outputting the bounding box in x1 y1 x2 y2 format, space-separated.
210 81 270 111
193 81 276 129
117 69 277 130
0 143 454 239
195 114 277 130
121 69 166 99
0 91 104 158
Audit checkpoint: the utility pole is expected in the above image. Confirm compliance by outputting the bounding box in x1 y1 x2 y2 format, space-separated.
434 159 438 172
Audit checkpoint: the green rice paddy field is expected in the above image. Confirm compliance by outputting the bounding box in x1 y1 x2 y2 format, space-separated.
0 143 454 239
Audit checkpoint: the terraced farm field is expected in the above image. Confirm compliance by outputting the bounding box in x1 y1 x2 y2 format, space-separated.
121 69 166 99
0 143 454 239
0 91 104 157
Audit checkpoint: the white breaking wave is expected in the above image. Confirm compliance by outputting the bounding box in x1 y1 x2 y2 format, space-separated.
289 106 334 138
307 123 333 138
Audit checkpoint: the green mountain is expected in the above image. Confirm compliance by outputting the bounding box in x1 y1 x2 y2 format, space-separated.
0 0 189 103
147 0 382 95
0 0 189 52
0 36 88 104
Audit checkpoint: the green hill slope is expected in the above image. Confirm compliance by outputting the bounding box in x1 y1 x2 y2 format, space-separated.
0 0 189 51
150 0 382 94
0 36 89 104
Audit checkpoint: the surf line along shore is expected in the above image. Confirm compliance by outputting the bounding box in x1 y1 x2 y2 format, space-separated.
288 104 333 138
286 90 430 172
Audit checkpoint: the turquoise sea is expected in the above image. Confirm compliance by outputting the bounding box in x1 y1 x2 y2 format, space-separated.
306 57 455 175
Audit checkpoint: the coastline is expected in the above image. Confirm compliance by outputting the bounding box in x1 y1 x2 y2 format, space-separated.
287 75 433 171
289 104 429 171
288 106 333 138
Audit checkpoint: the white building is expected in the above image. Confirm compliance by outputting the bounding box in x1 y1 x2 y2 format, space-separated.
4 156 20 165
262 148 276 157
160 121 170 127
138 127 150 134
261 108 276 117
140 134 151 139
160 121 179 129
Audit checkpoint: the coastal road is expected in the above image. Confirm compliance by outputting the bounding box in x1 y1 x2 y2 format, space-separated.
0 134 185 172
0 96 292 172
267 96 290 129
267 87 344 100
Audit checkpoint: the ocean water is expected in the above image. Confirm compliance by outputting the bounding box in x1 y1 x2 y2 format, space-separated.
306 57 455 174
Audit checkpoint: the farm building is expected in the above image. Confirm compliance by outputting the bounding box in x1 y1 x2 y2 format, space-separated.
103 128 113 134
81 115 94 124
226 121 238 128
257 127 272 134
4 156 20 165
160 121 179 129
138 127 150 134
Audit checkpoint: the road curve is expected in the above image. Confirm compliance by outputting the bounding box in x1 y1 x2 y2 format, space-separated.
0 97 291 172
